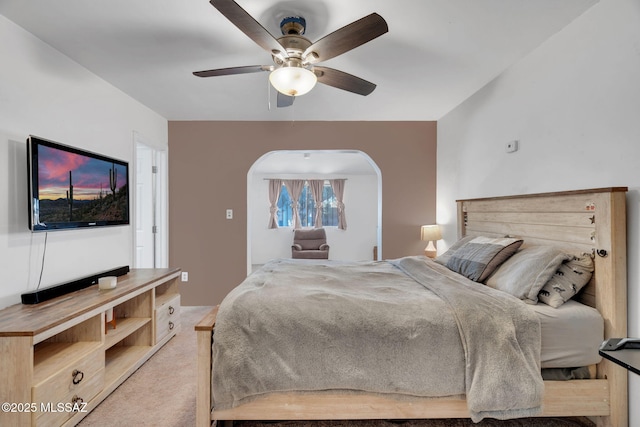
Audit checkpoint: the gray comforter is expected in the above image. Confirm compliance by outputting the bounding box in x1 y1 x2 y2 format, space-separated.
212 256 543 422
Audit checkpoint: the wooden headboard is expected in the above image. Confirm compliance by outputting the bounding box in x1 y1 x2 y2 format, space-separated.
457 187 628 426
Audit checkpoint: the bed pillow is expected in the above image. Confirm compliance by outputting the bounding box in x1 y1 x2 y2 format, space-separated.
485 246 571 304
538 254 594 308
434 235 475 266
445 236 523 282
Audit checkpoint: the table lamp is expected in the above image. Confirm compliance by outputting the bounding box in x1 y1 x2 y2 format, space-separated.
421 224 442 258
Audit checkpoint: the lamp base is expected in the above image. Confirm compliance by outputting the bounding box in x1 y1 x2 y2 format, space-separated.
424 241 437 259
424 249 437 259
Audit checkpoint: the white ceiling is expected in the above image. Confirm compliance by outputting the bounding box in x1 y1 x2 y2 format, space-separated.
252 150 378 175
0 0 598 122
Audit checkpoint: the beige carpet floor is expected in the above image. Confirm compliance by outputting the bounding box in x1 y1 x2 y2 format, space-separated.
77 306 595 427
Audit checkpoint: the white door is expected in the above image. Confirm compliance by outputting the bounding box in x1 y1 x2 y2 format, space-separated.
135 143 155 268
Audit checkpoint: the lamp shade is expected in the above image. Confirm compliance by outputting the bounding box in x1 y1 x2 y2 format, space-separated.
269 65 317 96
421 225 442 242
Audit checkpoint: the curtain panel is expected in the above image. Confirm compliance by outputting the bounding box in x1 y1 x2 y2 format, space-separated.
330 179 347 230
267 179 283 229
308 180 325 228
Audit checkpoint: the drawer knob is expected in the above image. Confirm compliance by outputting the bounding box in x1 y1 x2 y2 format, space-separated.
72 395 84 411
169 321 175 330
72 369 84 385
169 305 175 315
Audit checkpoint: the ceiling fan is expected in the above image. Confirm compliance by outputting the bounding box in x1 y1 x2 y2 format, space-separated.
193 0 388 107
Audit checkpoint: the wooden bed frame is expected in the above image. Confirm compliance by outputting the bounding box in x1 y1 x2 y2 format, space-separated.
195 187 628 427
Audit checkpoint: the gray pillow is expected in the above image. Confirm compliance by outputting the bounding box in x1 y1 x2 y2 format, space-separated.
538 254 594 308
485 246 571 304
434 235 475 266
445 236 523 282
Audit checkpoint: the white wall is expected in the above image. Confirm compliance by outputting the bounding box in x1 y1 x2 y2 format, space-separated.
437 0 640 424
0 16 167 308
250 174 378 265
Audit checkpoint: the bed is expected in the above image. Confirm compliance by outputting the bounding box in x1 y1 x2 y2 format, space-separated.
195 187 628 427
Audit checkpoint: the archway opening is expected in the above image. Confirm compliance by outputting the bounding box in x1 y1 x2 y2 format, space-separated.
246 149 382 273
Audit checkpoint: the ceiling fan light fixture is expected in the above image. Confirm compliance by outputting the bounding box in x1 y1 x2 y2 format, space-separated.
195 0 389 106
269 64 317 97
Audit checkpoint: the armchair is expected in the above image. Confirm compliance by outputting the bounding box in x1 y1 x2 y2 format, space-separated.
291 228 330 259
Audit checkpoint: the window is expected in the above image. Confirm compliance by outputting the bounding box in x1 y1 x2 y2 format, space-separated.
277 181 338 227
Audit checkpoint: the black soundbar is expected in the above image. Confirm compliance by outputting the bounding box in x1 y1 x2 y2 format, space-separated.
21 266 130 304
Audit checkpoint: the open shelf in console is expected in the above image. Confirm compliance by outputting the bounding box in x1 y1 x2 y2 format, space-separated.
104 345 152 386
103 289 153 388
155 275 180 307
104 317 151 349
33 313 103 386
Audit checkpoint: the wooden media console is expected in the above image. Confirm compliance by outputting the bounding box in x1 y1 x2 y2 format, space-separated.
0 268 181 426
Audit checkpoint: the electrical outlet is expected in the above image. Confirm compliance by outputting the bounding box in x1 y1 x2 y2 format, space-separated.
226 209 233 219
181 272 188 282
505 140 519 153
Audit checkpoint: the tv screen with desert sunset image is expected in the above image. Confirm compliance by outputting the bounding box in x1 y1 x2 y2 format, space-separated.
28 136 129 231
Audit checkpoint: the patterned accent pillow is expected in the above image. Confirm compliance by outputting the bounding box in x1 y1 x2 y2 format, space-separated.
434 235 475 266
538 254 594 308
485 246 571 304
445 236 523 282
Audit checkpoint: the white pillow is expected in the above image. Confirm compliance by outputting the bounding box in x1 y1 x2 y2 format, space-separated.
485 246 571 304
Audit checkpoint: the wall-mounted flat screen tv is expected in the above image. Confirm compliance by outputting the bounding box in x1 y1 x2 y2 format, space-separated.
27 135 130 232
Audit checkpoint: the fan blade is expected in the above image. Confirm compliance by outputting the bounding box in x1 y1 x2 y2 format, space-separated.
314 66 376 96
277 92 295 108
193 65 271 77
210 0 288 60
303 13 388 64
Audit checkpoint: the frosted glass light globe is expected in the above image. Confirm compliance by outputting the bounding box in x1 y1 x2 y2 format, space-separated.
269 66 317 96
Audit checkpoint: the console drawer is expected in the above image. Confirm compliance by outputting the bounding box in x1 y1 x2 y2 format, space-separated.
32 348 104 425
156 294 180 342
